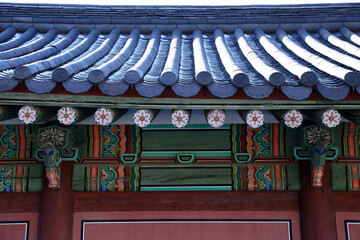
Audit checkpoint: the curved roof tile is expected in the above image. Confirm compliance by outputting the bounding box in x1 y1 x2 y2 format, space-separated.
0 27 16 44
236 28 285 87
124 29 161 85
214 29 249 88
193 29 213 85
88 29 140 84
1 24 360 100
160 29 181 86
254 28 317 87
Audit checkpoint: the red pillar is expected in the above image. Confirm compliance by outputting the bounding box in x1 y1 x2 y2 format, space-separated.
299 161 337 240
38 162 73 240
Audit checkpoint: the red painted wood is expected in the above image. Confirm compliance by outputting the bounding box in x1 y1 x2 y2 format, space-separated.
336 212 360 240
73 211 301 240
299 161 337 240
0 193 40 213
38 162 73 240
74 191 299 212
334 192 360 211
0 213 39 240
84 221 290 240
0 224 28 240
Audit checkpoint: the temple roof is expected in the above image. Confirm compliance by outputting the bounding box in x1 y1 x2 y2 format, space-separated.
1 3 360 101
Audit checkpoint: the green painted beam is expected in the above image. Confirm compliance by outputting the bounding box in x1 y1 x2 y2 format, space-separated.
140 151 232 158
2 92 360 110
140 186 233 191
331 163 347 191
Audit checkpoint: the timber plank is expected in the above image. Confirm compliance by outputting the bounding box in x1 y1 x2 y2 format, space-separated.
0 192 40 213
38 162 73 240
74 191 299 212
334 192 360 211
299 161 337 240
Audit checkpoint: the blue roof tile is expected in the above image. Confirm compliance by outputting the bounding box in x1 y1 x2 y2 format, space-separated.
0 3 360 101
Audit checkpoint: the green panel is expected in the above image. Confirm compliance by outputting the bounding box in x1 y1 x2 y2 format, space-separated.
72 165 86 192
140 167 232 186
74 125 88 158
286 164 301 191
284 128 301 156
141 186 232 191
333 125 344 156
141 129 231 151
141 151 232 158
28 165 43 192
331 163 347 191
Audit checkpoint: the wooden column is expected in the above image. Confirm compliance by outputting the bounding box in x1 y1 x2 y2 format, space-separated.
38 162 73 240
299 161 337 240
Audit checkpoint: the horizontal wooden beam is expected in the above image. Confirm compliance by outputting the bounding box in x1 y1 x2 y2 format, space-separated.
74 191 299 212
334 192 360 211
0 192 40 213
3 92 360 110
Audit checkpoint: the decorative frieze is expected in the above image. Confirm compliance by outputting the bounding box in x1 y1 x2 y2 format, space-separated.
206 110 226 128
246 110 264 129
171 110 190 128
18 106 38 124
57 107 77 125
94 107 114 126
331 163 360 191
321 109 341 128
283 110 303 128
133 109 153 128
72 163 300 192
0 165 43 192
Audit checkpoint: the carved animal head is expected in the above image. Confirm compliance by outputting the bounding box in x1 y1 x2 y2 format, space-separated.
41 142 60 168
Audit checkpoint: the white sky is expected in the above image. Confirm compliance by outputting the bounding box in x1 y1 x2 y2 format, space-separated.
1 0 360 5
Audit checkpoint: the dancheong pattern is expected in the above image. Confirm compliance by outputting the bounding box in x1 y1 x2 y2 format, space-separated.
88 125 141 158
342 122 359 157
231 123 285 157
0 125 31 159
232 164 289 191
73 163 300 192
84 165 139 192
0 165 28 192
346 165 360 191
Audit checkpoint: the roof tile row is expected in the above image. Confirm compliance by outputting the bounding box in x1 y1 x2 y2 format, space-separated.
0 25 360 101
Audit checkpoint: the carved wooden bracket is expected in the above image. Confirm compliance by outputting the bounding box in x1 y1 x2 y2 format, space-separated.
294 125 335 188
35 126 80 189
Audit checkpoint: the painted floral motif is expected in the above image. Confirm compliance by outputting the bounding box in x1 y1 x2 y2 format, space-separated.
306 126 331 146
94 108 113 126
171 110 190 128
246 110 264 129
133 109 152 128
284 110 303 128
207 110 226 128
39 127 66 147
57 107 76 125
322 109 341 128
18 106 37 124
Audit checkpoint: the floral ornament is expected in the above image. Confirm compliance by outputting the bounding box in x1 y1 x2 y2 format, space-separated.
18 106 38 124
321 109 341 128
57 107 77 125
171 110 190 128
284 110 303 128
39 127 66 147
207 110 226 128
133 109 152 128
306 126 331 146
246 110 264 129
94 107 113 126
